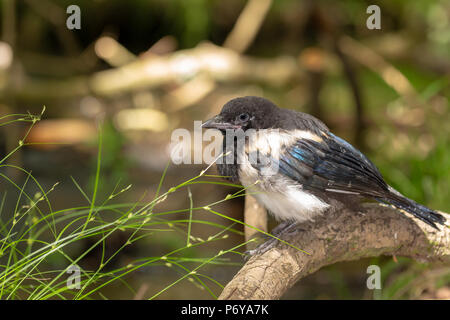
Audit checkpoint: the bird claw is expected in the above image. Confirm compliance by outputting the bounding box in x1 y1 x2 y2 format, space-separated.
242 221 301 260
243 237 279 260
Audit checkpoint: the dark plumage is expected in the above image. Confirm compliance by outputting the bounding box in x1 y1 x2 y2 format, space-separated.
202 96 446 229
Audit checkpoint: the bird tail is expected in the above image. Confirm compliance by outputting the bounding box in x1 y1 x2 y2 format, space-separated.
375 187 446 229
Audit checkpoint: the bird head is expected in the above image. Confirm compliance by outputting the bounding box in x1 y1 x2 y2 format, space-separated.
202 96 279 133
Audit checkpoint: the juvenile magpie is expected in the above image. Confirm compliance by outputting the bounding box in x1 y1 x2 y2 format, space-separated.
202 96 446 232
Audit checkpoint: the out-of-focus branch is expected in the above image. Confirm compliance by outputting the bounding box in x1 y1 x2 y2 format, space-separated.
11 42 303 102
361 34 450 76
219 203 449 300
300 48 326 120
161 0 274 113
339 36 417 101
95 36 136 67
164 0 273 112
334 39 366 149
223 0 272 53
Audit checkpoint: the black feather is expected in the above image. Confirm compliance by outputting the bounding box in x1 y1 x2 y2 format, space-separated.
376 194 445 229
279 133 389 196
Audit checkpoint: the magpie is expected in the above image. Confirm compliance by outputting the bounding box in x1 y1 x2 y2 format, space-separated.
202 96 446 234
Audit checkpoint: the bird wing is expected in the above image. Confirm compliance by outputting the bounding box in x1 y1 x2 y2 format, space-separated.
275 131 389 197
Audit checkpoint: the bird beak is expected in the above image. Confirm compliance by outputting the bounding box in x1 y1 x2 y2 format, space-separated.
202 115 240 130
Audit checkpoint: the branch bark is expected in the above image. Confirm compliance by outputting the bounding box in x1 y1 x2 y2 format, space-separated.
219 203 450 300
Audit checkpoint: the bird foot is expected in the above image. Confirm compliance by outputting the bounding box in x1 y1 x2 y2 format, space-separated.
243 221 300 260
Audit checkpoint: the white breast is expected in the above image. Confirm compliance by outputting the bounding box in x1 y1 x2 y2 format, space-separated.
238 128 329 222
246 182 329 222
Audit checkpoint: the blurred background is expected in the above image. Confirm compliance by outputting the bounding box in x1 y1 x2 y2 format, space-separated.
0 0 449 299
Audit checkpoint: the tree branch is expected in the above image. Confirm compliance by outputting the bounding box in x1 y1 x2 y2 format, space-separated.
219 203 449 300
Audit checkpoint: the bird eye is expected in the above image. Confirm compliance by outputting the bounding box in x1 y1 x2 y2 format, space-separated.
238 113 250 122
